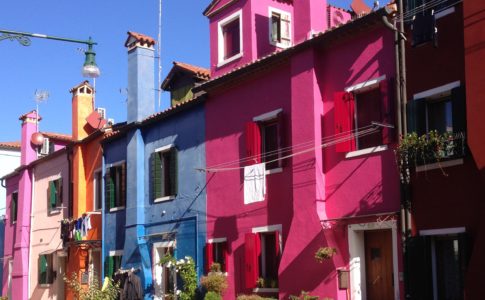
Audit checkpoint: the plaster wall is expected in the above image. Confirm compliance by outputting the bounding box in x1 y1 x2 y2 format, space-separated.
0 149 20 216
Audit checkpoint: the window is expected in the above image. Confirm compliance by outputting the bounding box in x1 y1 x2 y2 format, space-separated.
93 171 102 211
334 76 393 152
405 231 468 300
10 191 18 224
105 162 126 210
151 146 178 202
245 109 284 171
105 252 123 279
218 10 242 65
205 239 228 273
48 178 63 211
406 0 455 15
244 229 281 290
408 83 466 136
38 254 54 285
269 8 291 48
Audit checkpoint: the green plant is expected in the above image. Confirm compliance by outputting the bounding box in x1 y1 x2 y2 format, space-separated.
256 277 265 288
210 262 222 273
200 272 228 295
289 291 321 300
0 296 8 300
236 295 277 300
64 272 120 300
205 291 222 300
314 247 337 263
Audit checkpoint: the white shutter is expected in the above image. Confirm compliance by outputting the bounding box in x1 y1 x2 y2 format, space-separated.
40 138 50 155
280 13 291 47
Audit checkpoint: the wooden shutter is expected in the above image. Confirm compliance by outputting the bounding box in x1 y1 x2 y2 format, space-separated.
169 148 178 196
380 78 396 144
405 236 433 299
39 255 47 284
281 13 291 47
205 243 214 274
105 256 114 278
451 85 466 134
121 163 126 207
245 122 262 163
244 233 260 289
105 168 114 210
334 91 356 152
151 152 162 200
49 180 57 209
406 99 427 136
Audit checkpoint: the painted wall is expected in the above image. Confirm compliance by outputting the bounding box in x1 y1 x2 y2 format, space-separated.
2 174 19 298
30 153 69 300
0 148 20 216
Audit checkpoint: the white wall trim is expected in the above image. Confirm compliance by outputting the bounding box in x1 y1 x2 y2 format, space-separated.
155 144 175 153
345 145 388 159
435 7 455 19
268 6 292 48
253 108 283 122
348 220 399 300
106 160 125 168
153 241 175 248
109 250 123 256
217 9 243 65
252 224 282 233
419 227 466 236
413 81 461 100
345 75 386 93
208 237 227 244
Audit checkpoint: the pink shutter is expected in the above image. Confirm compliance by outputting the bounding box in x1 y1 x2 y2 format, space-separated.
245 122 262 163
334 91 356 152
244 233 260 289
205 242 214 274
380 78 395 144
221 241 229 273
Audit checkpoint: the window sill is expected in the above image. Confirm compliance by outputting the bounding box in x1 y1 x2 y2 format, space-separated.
109 206 125 212
39 284 53 288
48 209 62 215
154 195 176 203
217 52 243 67
265 167 282 175
416 158 463 173
253 288 279 293
345 145 388 159
270 40 291 49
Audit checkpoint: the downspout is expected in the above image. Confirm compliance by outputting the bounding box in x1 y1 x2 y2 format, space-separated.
101 147 105 279
27 168 35 298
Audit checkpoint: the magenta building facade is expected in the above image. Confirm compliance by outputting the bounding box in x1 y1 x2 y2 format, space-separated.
201 0 402 299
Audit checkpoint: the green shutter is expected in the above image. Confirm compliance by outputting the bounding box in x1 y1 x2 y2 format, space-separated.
121 163 126 207
169 148 178 196
57 178 63 207
39 255 47 284
152 152 162 200
105 256 114 278
105 168 114 210
49 181 57 209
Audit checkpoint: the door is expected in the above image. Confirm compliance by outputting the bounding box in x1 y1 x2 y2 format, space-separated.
365 230 393 300
153 245 174 300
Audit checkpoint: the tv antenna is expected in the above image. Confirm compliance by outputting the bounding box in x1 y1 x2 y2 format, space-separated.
34 89 49 131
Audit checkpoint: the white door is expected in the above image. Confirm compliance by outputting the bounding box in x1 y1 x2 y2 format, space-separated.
153 243 174 300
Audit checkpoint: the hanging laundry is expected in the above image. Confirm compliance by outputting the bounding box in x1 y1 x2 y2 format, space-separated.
244 162 266 204
122 271 143 300
412 12 437 47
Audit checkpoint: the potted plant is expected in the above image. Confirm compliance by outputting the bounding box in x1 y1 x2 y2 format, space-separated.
314 247 337 263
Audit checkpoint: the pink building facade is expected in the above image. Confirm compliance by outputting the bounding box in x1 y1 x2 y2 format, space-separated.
200 0 402 299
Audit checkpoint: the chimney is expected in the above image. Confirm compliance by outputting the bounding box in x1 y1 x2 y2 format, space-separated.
70 81 95 140
294 0 328 43
19 110 41 166
124 31 156 123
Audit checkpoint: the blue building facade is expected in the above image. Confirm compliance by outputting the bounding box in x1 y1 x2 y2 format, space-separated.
102 32 207 299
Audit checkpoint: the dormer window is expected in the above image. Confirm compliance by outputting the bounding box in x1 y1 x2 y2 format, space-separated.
218 10 243 66
269 8 291 48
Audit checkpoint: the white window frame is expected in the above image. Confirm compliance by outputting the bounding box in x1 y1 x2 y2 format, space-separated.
344 75 388 158
106 160 126 212
252 108 284 174
252 224 282 293
93 168 102 211
268 7 292 49
48 175 63 214
217 10 243 67
154 144 177 203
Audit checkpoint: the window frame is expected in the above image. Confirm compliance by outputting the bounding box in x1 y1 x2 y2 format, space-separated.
47 177 63 213
268 7 292 49
207 237 228 273
105 250 123 279
152 144 178 203
252 108 284 174
105 161 126 212
38 253 55 285
10 191 18 225
217 10 243 67
93 169 102 211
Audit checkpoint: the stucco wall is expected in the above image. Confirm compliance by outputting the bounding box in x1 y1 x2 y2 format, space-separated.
0 149 20 216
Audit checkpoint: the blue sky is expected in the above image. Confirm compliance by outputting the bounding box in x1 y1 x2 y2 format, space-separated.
0 0 364 142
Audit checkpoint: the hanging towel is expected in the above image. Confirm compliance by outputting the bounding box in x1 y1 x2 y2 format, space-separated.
244 163 266 204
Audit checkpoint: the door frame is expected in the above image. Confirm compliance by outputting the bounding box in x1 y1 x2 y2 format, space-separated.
152 241 176 300
348 220 399 300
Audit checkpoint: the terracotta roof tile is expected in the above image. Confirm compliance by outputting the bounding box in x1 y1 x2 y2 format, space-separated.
0 141 20 150
41 132 73 142
125 31 156 48
18 110 41 121
143 92 206 123
174 62 210 80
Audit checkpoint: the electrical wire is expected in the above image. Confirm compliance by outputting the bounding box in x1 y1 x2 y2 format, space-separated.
395 0 462 22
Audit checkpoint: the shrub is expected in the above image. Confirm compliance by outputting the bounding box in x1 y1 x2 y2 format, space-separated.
64 272 120 300
200 272 228 295
289 291 320 300
205 291 222 300
236 295 277 300
210 262 221 273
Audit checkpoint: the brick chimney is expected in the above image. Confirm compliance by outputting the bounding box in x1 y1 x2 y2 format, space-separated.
18 110 41 166
70 81 95 140
124 31 156 123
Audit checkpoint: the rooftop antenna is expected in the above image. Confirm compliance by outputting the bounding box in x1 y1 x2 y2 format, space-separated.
34 89 49 131
158 0 162 111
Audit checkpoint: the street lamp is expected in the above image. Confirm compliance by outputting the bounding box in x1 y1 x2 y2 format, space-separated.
0 29 100 78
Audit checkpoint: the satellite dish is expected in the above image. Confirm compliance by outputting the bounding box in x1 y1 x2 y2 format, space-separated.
31 132 44 146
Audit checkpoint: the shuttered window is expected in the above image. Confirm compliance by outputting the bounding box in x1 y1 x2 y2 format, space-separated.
245 231 281 289
105 255 123 279
10 191 18 224
205 241 229 273
105 163 126 210
269 9 291 48
38 254 54 284
47 178 63 210
152 147 178 201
